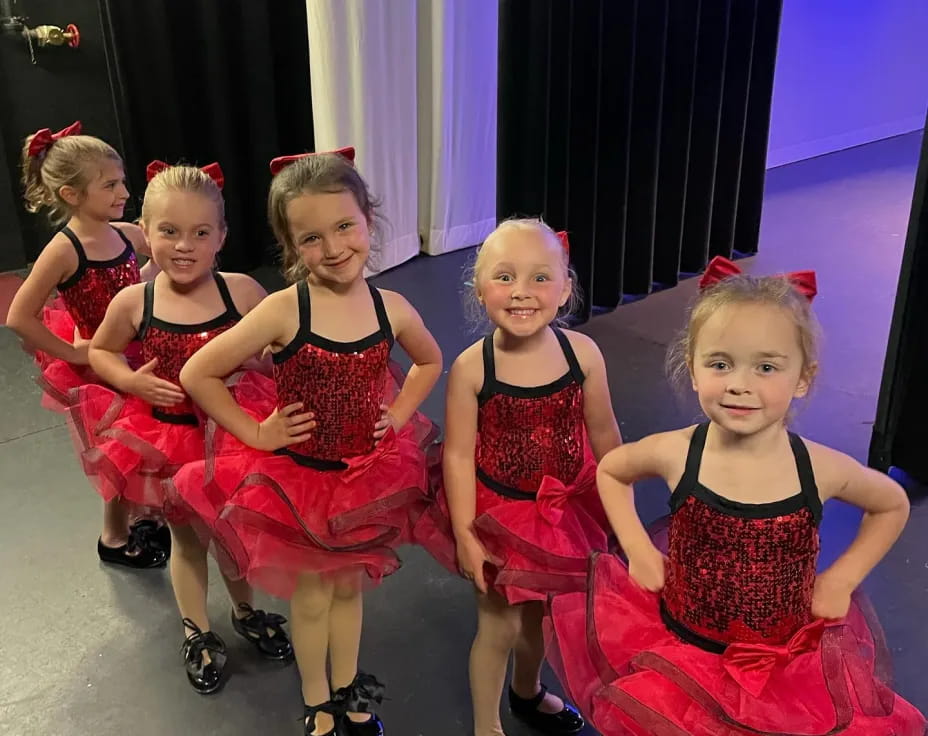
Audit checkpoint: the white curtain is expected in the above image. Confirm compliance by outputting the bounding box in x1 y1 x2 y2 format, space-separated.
416 0 498 255
305 0 497 271
305 0 420 273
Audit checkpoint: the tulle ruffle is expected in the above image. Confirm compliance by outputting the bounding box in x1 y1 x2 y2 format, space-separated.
170 369 440 598
414 449 611 604
67 371 267 523
544 552 926 736
35 303 141 414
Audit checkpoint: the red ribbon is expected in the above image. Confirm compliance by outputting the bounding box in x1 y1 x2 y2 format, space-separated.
556 230 570 256
27 121 82 158
698 255 817 302
721 618 825 697
535 461 594 526
145 160 225 190
339 428 399 484
269 146 356 176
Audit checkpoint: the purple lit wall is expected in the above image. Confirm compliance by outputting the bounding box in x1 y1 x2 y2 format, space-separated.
767 0 928 168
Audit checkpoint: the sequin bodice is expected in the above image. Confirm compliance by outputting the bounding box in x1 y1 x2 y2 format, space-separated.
475 328 586 494
273 281 393 464
661 423 822 650
138 275 240 420
57 226 140 338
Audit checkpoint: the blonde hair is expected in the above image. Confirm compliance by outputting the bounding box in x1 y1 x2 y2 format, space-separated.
20 134 122 226
667 273 821 388
140 164 226 230
466 217 581 328
267 152 380 283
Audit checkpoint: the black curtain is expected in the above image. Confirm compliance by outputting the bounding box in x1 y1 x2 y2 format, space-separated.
100 0 314 272
869 120 928 482
497 0 782 322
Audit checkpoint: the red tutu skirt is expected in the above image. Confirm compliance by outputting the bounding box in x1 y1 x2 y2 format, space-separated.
169 369 440 598
414 450 611 604
35 300 141 415
545 552 926 735
67 372 265 523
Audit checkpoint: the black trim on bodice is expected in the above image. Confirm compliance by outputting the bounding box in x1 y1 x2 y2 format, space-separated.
138 273 242 339
662 422 823 652
477 326 585 498
668 422 822 523
58 226 136 291
271 280 394 471
138 273 241 424
272 280 394 364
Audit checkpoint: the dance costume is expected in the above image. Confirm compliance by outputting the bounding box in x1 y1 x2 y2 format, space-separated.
545 422 926 735
170 280 438 596
72 274 244 521
36 226 140 412
415 327 609 603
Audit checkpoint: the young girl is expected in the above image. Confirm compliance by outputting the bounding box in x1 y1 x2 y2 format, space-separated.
80 162 292 693
545 257 926 735
414 219 623 736
174 149 441 735
7 121 164 568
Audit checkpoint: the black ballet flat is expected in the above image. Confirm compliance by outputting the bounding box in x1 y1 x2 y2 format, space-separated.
181 618 227 695
129 519 172 556
509 684 585 735
333 672 385 736
97 536 166 569
302 701 340 736
231 602 293 661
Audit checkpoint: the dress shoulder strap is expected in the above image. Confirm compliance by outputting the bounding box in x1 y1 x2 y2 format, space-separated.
138 280 156 340
57 227 88 290
213 273 242 320
477 335 497 404
787 432 823 524
669 422 709 510
368 284 394 347
552 327 585 384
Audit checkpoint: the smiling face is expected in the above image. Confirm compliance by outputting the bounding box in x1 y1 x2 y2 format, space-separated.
144 190 225 286
690 302 813 435
286 189 371 287
474 226 572 338
66 158 129 222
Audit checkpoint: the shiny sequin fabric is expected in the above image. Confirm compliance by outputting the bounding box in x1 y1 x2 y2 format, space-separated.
663 495 819 646
138 275 240 418
476 382 585 492
272 281 392 462
276 340 389 461
57 227 140 338
661 422 822 648
141 323 236 417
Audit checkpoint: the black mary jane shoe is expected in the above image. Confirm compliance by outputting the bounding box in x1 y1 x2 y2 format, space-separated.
181 618 227 695
231 602 293 661
509 684 585 735
302 701 340 736
97 536 167 569
333 672 386 736
129 519 172 557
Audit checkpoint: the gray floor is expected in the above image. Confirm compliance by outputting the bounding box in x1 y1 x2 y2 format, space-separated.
2 132 926 735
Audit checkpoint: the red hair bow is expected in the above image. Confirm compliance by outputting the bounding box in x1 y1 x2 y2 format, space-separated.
698 255 817 302
269 146 356 176
556 230 570 255
146 160 225 190
27 121 82 158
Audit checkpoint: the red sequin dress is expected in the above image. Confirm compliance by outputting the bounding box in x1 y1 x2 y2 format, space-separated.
545 422 926 735
414 328 609 604
70 274 244 522
36 226 140 412
169 281 439 597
